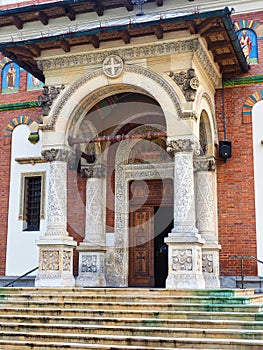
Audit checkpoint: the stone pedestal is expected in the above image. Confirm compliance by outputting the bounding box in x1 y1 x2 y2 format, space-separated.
165 233 205 289
35 149 76 288
76 164 106 287
194 157 221 289
165 138 205 289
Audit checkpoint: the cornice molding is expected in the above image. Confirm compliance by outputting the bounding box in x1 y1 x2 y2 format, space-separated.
37 37 220 87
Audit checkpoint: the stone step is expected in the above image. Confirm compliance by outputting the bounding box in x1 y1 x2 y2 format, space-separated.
0 340 207 350
0 287 256 297
2 293 263 305
1 322 263 340
0 306 261 321
1 331 263 349
0 314 263 329
0 300 262 312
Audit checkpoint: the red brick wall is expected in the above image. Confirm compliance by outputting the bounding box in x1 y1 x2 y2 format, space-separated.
216 11 263 276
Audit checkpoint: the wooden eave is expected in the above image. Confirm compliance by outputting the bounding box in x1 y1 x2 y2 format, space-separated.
0 6 248 82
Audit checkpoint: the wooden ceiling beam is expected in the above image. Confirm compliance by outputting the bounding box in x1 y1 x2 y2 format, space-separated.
35 11 49 25
121 30 131 44
90 34 100 48
188 22 197 35
12 46 37 58
64 6 76 21
201 26 224 37
214 53 234 63
196 18 213 35
60 39 71 52
27 44 41 57
208 40 229 51
11 15 23 30
94 0 104 16
153 25 163 39
221 64 240 74
124 0 133 11
156 0 163 6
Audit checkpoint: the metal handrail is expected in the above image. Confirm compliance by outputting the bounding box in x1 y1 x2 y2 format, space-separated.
3 266 38 287
230 255 263 289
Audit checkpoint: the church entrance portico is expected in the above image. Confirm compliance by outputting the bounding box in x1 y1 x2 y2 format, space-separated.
36 61 220 289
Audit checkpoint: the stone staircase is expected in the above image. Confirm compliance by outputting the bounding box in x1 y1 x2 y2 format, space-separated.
0 288 263 349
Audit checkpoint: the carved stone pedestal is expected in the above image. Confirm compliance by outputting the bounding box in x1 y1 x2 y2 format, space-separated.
76 164 107 287
165 233 205 289
35 238 76 287
76 246 106 287
202 244 221 289
35 151 77 288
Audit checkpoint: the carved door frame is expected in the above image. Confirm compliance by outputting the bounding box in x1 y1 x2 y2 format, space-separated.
112 136 174 287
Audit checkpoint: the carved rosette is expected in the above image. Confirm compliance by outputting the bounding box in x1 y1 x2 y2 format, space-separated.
172 249 193 271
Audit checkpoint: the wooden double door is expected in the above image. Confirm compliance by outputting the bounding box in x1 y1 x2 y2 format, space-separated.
128 179 173 287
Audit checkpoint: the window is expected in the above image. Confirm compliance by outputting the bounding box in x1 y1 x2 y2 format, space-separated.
19 172 45 231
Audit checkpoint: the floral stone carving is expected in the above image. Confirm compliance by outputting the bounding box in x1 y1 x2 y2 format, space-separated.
168 68 200 102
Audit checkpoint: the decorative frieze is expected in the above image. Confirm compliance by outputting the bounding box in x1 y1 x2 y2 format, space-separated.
168 68 200 102
63 251 72 271
37 38 220 86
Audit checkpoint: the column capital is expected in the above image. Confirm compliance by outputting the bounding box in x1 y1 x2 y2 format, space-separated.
193 157 216 172
41 148 72 162
167 138 200 155
81 163 106 178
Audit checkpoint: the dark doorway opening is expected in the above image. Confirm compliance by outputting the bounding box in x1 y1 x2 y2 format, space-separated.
154 206 173 287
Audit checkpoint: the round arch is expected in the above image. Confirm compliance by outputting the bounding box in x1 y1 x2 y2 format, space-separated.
41 65 187 150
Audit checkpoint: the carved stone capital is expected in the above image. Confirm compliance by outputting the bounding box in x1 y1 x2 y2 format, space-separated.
41 148 71 162
168 68 200 102
194 157 216 172
167 138 197 154
81 164 106 178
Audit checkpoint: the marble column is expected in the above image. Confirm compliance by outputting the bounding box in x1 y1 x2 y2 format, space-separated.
194 157 221 289
76 164 106 287
35 148 77 288
165 138 205 289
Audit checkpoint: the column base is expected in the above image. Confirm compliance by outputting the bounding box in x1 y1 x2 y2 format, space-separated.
35 238 77 288
165 233 205 289
76 245 106 287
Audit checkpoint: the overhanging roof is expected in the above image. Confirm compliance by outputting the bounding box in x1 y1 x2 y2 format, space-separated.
0 2 248 82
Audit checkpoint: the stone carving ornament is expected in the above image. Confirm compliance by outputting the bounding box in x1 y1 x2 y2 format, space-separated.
168 68 200 102
81 164 106 178
167 138 195 154
81 255 98 273
172 249 193 271
102 55 124 78
41 148 71 162
41 251 59 271
38 85 65 116
202 254 214 273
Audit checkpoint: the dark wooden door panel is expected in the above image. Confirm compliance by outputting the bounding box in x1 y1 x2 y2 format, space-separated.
129 207 154 287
